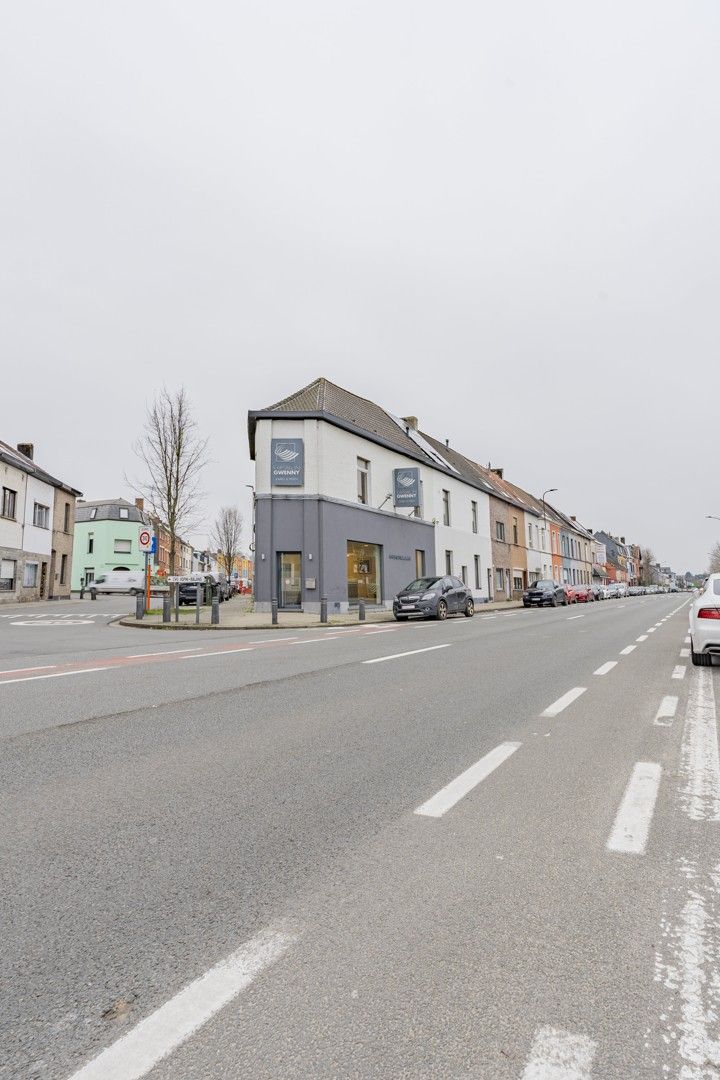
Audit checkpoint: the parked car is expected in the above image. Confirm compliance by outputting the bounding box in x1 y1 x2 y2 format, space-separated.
573 583 594 603
88 571 167 598
605 583 620 599
178 573 229 605
523 580 568 607
393 575 474 620
592 584 608 600
564 584 578 604
689 574 720 666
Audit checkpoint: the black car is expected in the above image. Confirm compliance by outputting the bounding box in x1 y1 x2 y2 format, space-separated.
393 575 474 621
178 574 229 605
523 579 568 607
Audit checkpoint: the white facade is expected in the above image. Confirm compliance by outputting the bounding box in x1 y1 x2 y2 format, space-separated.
23 475 55 557
0 459 26 551
254 416 494 602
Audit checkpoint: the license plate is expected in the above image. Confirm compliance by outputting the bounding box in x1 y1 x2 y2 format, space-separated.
401 604 415 610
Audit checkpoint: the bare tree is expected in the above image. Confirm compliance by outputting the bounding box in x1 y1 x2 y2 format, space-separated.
131 387 209 574
211 506 244 580
639 546 657 586
709 542 720 574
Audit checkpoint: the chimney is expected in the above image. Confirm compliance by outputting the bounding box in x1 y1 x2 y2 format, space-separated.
445 438 450 448
491 467 503 479
571 515 577 522
402 415 418 430
135 497 144 511
620 536 625 544
17 443 34 460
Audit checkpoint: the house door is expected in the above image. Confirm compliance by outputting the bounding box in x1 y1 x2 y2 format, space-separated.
40 561 48 598
277 552 302 608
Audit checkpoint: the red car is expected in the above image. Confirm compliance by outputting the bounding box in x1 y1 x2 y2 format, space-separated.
564 584 578 603
573 583 595 603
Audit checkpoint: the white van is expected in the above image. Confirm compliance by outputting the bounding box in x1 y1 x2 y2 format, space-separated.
88 571 146 597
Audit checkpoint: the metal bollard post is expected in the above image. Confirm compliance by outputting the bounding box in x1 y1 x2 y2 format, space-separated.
196 584 202 625
211 597 220 625
271 596 278 625
162 595 171 623
320 596 328 624
135 593 144 620
358 598 365 622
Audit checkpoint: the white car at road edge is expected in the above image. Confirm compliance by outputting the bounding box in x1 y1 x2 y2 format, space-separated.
689 573 720 666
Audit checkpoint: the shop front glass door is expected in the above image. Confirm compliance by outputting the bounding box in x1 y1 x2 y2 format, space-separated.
278 552 302 608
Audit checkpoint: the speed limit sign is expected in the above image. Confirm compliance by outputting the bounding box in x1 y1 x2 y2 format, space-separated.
138 528 153 552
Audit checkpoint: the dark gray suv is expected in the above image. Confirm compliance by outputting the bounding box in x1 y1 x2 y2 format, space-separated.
393 576 474 621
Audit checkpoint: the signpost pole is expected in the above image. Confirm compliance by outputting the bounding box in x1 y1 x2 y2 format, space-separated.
145 552 150 614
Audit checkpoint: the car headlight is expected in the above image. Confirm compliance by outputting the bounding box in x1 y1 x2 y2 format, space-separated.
421 591 435 600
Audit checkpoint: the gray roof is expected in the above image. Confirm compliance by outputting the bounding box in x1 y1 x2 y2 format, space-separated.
75 498 149 525
0 439 82 498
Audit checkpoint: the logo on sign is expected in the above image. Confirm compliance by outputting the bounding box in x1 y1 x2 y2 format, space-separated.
396 472 415 488
274 444 300 462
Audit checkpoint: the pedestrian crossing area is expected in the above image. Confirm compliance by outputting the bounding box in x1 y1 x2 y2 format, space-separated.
0 611 126 625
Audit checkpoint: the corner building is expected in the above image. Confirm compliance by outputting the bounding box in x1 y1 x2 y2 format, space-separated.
248 379 495 613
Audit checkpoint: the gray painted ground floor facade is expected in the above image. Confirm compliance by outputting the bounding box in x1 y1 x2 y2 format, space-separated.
254 495 436 613
0 546 54 603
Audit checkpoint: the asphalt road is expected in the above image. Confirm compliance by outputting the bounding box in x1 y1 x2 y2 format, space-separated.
1 594 718 1079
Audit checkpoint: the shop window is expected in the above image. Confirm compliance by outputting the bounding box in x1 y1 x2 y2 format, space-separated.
347 541 381 604
0 559 16 591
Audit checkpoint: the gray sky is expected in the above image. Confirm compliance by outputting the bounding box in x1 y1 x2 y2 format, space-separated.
2 2 719 572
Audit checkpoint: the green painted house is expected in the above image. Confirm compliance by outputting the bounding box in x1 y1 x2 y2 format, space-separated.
71 498 151 591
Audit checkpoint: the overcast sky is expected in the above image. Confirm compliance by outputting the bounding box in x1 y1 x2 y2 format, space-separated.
2 2 719 572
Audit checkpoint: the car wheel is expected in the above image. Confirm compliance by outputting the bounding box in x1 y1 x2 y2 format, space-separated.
523 602 530 608
551 595 558 607
562 596 569 606
436 600 448 621
464 599 474 618
130 588 139 596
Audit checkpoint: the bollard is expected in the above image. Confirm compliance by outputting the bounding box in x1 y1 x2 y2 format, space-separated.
162 595 171 623
135 593 144 620
358 598 365 622
271 596 278 625
211 597 220 625
320 596 328 624
175 583 180 622
196 584 202 625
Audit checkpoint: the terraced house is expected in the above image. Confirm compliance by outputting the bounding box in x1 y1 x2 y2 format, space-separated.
248 378 595 612
0 441 81 603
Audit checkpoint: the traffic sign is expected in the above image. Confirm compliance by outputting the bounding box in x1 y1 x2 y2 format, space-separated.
139 528 153 552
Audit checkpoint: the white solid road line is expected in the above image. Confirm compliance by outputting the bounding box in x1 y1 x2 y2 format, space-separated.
594 661 617 676
184 648 256 659
541 687 587 718
291 637 340 645
68 926 296 1080
414 741 521 818
619 645 636 655
680 648 690 658
126 648 204 658
636 635 649 642
521 1025 596 1080
0 667 110 686
672 665 687 680
567 614 585 620
679 667 720 822
363 644 452 665
684 636 691 645
607 762 662 854
654 695 678 726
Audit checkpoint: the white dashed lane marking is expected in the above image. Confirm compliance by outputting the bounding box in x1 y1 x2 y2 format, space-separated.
541 687 586 718
521 1026 596 1079
607 762 662 854
414 742 521 818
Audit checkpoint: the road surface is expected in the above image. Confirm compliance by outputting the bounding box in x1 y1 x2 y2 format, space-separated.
1 594 717 1078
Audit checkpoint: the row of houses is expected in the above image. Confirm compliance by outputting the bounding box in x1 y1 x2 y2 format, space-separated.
247 378 655 612
0 441 81 603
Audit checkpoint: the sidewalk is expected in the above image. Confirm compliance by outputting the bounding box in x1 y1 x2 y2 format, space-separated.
118 598 524 631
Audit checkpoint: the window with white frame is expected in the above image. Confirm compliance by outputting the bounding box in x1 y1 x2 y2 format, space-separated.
513 574 523 592
527 523 533 549
442 490 451 526
445 550 453 575
1 487 17 519
23 562 39 587
33 502 50 529
495 568 505 591
119 507 129 519
474 555 481 589
357 458 369 505
461 565 467 584
114 538 132 554
0 559 16 591
471 501 478 533
495 520 505 542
